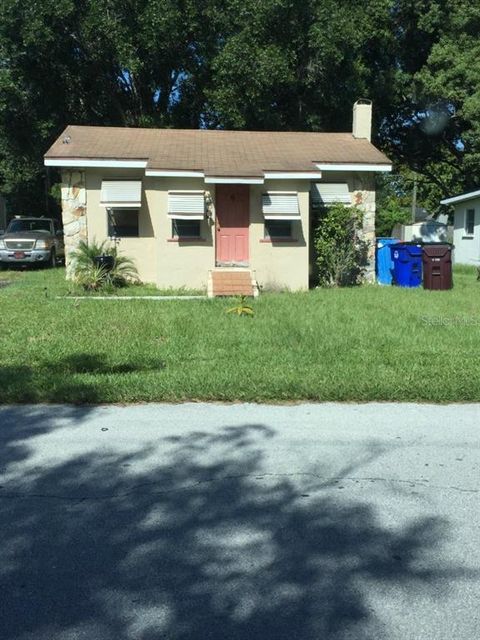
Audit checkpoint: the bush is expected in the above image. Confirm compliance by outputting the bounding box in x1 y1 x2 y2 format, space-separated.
70 240 139 290
314 204 369 287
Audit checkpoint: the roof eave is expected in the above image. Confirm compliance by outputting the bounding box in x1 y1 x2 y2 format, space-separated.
440 189 480 205
316 162 392 172
44 158 148 168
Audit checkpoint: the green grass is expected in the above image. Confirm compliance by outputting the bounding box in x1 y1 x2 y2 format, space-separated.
1 266 479 403
67 282 204 297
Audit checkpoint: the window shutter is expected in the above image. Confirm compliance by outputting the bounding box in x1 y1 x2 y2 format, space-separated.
101 180 142 207
168 191 205 219
262 192 300 220
311 183 350 206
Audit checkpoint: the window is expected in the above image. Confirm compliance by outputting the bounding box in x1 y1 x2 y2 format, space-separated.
465 209 475 236
7 218 52 233
108 209 139 237
262 192 300 219
265 220 293 240
311 183 350 207
172 219 201 239
262 192 298 240
101 180 142 207
168 191 205 219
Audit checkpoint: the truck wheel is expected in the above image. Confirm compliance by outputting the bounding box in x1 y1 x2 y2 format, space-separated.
50 249 57 268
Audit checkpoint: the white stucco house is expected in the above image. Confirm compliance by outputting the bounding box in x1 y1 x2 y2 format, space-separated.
44 101 391 295
441 189 480 266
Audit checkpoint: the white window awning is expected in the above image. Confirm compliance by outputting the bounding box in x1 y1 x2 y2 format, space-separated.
262 192 300 220
100 180 142 208
311 183 351 206
168 191 205 219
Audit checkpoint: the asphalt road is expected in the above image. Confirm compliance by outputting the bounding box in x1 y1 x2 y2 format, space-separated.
0 403 478 640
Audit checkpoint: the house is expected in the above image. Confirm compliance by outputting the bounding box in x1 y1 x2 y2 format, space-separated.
441 189 480 265
44 101 391 294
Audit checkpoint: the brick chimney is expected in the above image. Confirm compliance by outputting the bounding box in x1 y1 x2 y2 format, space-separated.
352 99 372 141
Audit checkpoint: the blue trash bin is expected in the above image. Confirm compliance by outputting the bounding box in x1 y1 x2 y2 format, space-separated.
376 237 399 285
390 243 423 287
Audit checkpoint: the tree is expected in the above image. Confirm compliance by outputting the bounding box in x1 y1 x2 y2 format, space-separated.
204 0 396 131
380 2 480 207
375 174 411 237
0 0 479 217
0 0 219 213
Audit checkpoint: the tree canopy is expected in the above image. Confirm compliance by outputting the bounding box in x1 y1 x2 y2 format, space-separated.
0 0 476 215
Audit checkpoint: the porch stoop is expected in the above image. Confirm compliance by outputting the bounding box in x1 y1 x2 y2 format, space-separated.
208 269 259 298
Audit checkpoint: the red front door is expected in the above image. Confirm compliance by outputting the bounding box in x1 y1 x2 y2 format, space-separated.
215 185 249 265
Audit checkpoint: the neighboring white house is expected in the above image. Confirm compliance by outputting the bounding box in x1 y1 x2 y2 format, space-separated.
441 189 480 265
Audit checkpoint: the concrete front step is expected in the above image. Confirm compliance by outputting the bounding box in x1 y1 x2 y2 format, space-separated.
208 269 259 298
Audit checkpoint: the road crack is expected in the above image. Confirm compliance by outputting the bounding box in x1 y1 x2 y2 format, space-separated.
0 472 477 501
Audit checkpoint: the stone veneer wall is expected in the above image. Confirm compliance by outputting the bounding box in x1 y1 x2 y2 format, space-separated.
351 173 376 282
60 170 87 278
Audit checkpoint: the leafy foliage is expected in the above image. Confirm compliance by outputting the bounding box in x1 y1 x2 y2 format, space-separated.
226 296 254 317
0 0 479 215
375 174 412 237
314 204 369 287
75 264 110 292
204 0 396 130
379 2 480 210
70 239 139 290
0 0 396 214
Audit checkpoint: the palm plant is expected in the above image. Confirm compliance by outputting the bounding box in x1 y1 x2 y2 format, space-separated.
226 295 254 317
70 240 139 290
75 263 109 291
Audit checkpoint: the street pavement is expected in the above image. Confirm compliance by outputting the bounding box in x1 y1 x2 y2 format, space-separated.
0 402 479 640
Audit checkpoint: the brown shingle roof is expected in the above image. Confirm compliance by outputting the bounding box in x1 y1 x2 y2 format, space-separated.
45 125 391 176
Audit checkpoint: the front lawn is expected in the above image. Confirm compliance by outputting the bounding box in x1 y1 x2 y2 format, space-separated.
1 267 479 403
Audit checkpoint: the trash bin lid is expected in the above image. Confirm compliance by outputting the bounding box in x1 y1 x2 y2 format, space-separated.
395 243 423 256
422 244 452 258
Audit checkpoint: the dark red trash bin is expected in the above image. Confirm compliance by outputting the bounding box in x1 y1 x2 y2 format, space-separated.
422 244 453 290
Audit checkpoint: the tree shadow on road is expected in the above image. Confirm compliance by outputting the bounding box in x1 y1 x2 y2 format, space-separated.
0 416 473 640
0 404 96 469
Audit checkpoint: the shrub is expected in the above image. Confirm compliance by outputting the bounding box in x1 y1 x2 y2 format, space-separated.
70 240 139 290
314 204 369 287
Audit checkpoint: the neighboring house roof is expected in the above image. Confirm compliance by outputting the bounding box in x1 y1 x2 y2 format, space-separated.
410 220 447 228
441 189 480 205
44 126 391 177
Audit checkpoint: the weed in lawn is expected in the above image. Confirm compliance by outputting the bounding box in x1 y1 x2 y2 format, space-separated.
226 296 254 317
